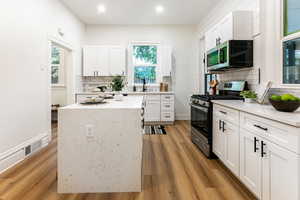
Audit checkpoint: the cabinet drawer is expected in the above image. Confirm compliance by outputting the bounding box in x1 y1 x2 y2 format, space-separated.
161 112 174 122
240 112 300 154
213 104 239 125
161 95 174 102
145 95 161 101
161 102 174 111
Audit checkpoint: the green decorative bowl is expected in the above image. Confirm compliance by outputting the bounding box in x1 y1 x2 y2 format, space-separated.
269 99 300 112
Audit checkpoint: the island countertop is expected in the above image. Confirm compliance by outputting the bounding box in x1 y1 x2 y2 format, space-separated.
61 96 144 110
212 100 300 128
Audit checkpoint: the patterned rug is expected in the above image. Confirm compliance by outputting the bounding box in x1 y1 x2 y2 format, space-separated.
144 125 167 135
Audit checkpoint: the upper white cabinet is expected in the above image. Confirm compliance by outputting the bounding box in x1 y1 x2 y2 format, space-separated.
205 11 253 51
109 46 126 76
161 46 173 77
83 46 126 77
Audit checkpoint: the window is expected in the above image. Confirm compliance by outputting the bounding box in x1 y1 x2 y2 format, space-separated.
51 46 65 86
284 0 300 36
132 45 159 84
283 38 300 84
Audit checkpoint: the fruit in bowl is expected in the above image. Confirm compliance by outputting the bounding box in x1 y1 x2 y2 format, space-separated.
269 94 300 112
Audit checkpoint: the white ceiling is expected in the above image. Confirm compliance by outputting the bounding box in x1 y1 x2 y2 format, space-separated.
60 0 220 25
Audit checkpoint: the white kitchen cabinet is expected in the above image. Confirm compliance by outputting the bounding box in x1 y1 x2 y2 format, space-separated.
205 11 253 52
213 103 300 200
240 129 262 198
213 107 240 177
161 46 172 77
83 46 125 77
83 46 100 76
223 120 240 176
144 96 161 122
261 140 300 200
212 116 226 160
109 46 126 76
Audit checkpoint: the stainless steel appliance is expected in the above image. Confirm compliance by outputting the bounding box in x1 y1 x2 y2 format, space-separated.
190 81 247 158
207 40 253 71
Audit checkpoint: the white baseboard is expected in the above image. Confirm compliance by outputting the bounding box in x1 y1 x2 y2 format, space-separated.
0 131 51 174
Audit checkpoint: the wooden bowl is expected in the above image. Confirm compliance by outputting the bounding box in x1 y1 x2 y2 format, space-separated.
269 99 300 112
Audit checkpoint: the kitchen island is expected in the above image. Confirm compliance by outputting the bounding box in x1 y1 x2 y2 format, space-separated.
57 96 144 193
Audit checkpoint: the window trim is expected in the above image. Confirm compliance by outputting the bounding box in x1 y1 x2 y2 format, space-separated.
129 42 162 86
280 0 300 87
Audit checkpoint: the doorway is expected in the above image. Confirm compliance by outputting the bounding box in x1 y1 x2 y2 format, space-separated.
48 37 75 136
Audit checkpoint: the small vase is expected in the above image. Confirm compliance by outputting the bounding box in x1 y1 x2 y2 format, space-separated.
244 98 255 103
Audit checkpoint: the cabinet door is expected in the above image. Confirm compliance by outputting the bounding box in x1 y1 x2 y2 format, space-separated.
218 13 233 44
240 129 261 198
205 25 219 51
83 46 98 76
212 116 226 160
144 100 161 122
109 47 126 76
223 121 239 176
96 47 109 76
262 140 300 200
161 46 172 77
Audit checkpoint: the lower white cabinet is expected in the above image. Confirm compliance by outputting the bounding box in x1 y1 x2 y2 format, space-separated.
240 129 262 198
213 113 239 177
213 103 300 200
144 99 161 122
261 139 300 200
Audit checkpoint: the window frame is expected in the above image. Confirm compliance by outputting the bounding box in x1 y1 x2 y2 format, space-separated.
51 46 66 88
280 0 300 87
129 42 162 86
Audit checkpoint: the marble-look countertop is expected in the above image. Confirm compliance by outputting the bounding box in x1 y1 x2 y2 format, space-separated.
76 91 174 95
212 100 300 128
61 96 143 110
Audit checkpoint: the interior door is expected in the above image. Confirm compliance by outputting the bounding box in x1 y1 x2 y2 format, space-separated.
240 129 261 198
109 47 126 76
223 120 239 177
261 140 299 200
212 116 225 160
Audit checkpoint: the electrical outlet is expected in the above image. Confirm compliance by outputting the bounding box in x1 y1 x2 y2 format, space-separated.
85 125 95 138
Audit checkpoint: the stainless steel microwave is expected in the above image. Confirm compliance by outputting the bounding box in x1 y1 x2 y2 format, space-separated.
206 40 253 71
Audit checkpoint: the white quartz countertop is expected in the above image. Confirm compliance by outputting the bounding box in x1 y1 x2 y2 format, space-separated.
76 91 174 95
212 100 300 128
61 96 143 110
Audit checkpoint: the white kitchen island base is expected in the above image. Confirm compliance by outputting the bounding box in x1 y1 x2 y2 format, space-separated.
58 96 143 193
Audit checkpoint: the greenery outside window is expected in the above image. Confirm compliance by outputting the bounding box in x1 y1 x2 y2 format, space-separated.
132 45 159 84
51 46 65 86
284 0 300 36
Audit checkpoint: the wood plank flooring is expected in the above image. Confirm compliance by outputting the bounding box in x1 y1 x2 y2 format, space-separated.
0 121 256 200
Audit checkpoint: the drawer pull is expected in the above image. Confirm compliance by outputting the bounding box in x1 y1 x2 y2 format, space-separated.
222 121 226 132
219 120 222 130
254 124 268 131
254 137 259 153
219 111 227 115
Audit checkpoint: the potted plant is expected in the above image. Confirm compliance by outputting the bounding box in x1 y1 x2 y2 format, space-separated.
240 90 257 103
111 76 125 92
111 76 125 101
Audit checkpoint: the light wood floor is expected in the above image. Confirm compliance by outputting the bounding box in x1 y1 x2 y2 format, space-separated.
0 121 256 200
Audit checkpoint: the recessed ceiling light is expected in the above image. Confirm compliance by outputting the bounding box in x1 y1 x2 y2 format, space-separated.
155 5 164 14
97 4 106 14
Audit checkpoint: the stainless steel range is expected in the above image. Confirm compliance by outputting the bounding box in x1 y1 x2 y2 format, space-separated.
190 81 247 158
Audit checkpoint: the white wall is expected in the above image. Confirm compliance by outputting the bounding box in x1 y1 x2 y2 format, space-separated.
0 0 85 155
85 25 199 119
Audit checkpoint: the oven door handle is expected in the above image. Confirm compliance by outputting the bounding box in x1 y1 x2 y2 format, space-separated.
190 104 209 112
